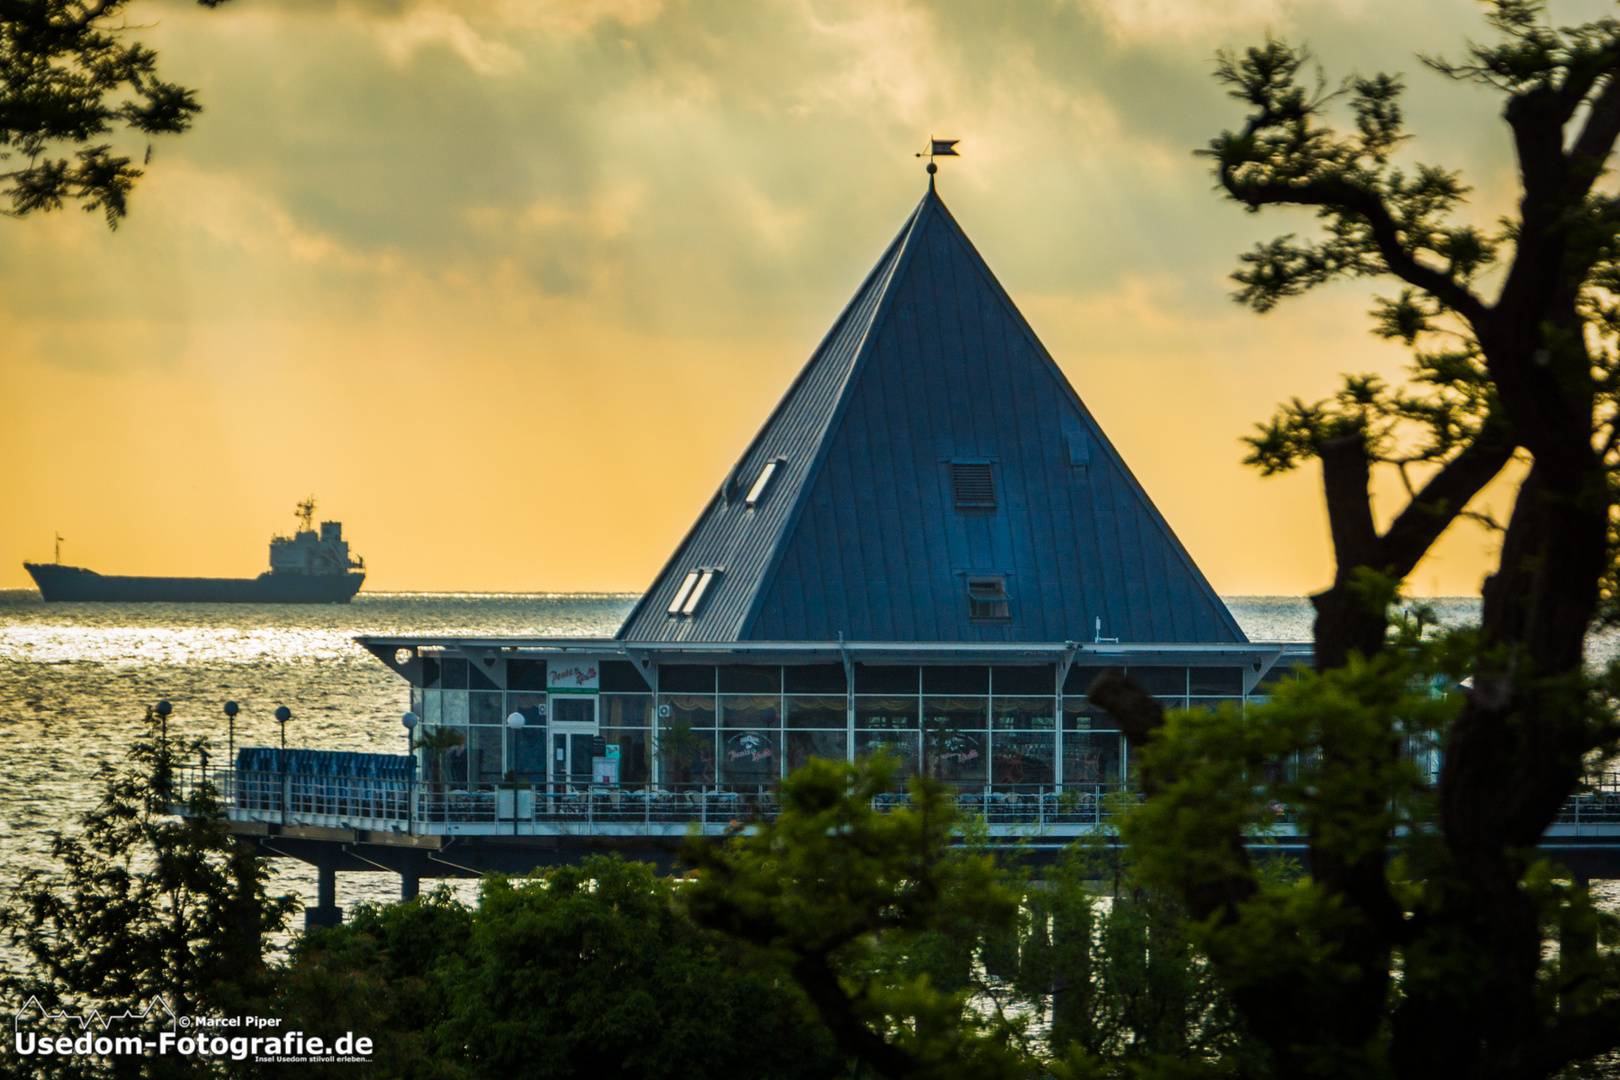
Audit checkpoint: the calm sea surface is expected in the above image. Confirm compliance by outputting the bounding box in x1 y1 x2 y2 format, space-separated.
0 589 1548 959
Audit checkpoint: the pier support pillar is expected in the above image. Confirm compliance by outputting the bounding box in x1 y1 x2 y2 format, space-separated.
305 851 343 930
401 870 420 901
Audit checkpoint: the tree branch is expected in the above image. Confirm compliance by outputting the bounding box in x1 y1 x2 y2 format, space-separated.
1222 170 1491 326
1376 407 1517 577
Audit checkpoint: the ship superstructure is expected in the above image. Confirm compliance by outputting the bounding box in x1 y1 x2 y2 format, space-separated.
269 498 365 576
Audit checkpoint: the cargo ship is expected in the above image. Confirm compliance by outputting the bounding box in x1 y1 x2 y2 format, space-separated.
24 499 366 604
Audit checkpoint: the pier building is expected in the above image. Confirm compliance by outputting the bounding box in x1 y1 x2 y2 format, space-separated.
181 183 1619 925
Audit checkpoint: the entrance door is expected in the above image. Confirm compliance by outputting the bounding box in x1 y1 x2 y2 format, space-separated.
549 695 599 790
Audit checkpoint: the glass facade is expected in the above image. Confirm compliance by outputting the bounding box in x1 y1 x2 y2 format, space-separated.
403 658 1250 792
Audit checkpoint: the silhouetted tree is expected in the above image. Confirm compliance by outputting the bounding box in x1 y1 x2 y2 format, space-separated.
1093 4 1620 1076
0 708 297 1079
0 0 231 227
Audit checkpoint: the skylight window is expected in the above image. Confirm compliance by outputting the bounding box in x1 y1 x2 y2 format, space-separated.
952 463 996 509
966 575 1010 621
745 458 784 507
682 569 718 615
667 571 700 615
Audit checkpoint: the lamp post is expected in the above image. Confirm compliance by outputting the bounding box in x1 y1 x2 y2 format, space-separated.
274 705 291 826
506 711 526 835
402 712 419 835
154 700 173 798
223 700 239 767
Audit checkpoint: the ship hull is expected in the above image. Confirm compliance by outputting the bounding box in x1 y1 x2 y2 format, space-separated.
24 564 365 604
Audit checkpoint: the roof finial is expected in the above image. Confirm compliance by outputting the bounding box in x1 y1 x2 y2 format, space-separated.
916 137 959 189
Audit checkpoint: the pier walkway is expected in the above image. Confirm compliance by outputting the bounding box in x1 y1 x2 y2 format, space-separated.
174 760 1620 928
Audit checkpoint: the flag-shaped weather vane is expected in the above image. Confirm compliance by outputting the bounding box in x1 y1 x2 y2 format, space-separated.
917 137 959 181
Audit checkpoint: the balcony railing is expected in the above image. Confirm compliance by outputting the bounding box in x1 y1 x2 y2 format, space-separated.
171 765 1620 840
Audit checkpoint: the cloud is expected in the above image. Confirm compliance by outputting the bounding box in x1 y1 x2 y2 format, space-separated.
0 0 1543 592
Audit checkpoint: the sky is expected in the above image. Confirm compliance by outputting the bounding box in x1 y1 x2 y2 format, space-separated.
0 0 1590 595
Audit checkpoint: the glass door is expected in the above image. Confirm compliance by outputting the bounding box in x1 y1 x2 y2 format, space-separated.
549 695 599 792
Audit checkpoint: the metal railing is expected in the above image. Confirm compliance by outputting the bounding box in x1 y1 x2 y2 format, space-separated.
174 767 1130 833
172 766 1620 837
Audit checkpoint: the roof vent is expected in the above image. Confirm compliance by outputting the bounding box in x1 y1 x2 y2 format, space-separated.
966 574 1010 621
745 458 784 508
952 462 996 510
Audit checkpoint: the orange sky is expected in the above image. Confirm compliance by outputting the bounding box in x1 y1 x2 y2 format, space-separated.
0 0 1568 595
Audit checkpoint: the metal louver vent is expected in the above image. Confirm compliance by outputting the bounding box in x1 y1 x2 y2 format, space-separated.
966 575 1010 620
952 463 996 509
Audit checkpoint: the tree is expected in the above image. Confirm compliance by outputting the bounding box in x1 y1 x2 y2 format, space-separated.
685 756 1261 1080
277 856 845 1080
1091 4 1620 1076
0 0 230 228
0 707 297 1079
684 757 1028 1080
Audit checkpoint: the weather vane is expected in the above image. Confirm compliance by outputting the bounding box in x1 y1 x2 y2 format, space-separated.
917 137 959 178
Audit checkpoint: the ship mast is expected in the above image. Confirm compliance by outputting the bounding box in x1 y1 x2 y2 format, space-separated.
296 497 316 534
54 533 63 564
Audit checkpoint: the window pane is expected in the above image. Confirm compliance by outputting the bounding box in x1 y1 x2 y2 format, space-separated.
657 726 715 786
440 658 468 690
1128 667 1186 697
423 689 441 726
993 731 1055 785
506 692 545 727
924 696 987 730
787 695 846 729
551 697 595 725
1063 665 1110 695
442 691 469 726
784 664 847 693
722 730 779 785
854 665 918 694
420 657 440 689
1062 700 1118 732
922 727 986 783
721 695 780 730
856 697 919 730
994 665 1054 695
601 660 652 692
601 693 651 727
855 731 919 777
468 724 505 785
470 690 503 726
511 727 546 782
1064 732 1123 785
507 659 548 692
923 666 989 695
992 696 1054 729
602 727 650 784
719 665 780 693
659 666 716 693
1189 667 1243 695
662 694 716 728
787 730 847 771
468 661 499 691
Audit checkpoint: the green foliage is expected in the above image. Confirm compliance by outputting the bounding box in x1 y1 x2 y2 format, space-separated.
0 708 298 1079
0 0 232 227
684 755 1028 1080
1114 624 1620 1079
684 756 1259 1080
277 856 845 1080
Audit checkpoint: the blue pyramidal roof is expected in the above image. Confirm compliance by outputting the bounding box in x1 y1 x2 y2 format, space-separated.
617 186 1246 645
